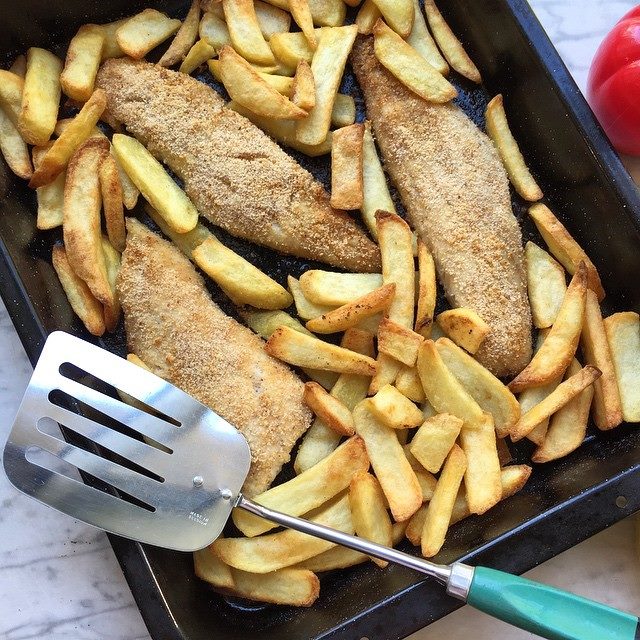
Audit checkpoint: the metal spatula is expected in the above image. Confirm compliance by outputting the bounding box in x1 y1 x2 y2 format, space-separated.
3 332 637 640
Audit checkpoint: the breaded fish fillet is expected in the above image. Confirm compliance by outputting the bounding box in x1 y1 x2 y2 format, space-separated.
97 59 380 273
118 219 312 496
351 37 532 377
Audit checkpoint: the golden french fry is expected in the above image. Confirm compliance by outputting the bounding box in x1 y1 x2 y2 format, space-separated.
210 62 297 93
378 318 424 367
306 283 395 334
18 48 62 146
422 0 481 83
60 26 105 102
300 271 382 306
407 0 448 74
529 203 604 301
421 444 466 557
270 30 316 68
101 236 121 332
395 365 425 403
193 545 235 589
604 312 640 423
353 400 422 521
296 25 358 145
373 19 456 104
98 154 125 253
330 123 364 210
228 567 319 606
145 204 209 260
63 137 113 307
159 0 200 67
9 55 26 77
436 307 490 354
372 0 414 37
214 494 353 572
179 39 216 74
223 0 276 65
253 0 291 37
29 89 107 188
52 244 105 336
370 383 424 429
356 0 381 34
332 93 356 127
303 382 355 436
199 11 232 49
349 472 392 568
32 145 64 229
233 436 367 536
485 94 542 201
511 365 601 442
436 337 520 438
288 275 335 320
306 0 346 26
509 263 587 393
581 289 623 430
95 18 130 59
291 60 316 111
415 241 436 337
0 70 24 127
368 352 401 396
525 241 567 329
289 0 317 49
115 9 181 59
266 325 377 375
410 413 463 473
112 153 138 210
0 106 32 179
112 133 198 233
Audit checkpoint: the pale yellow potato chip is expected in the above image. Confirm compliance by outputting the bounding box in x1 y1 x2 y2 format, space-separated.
159 0 200 67
369 383 424 429
525 241 567 329
60 26 105 102
410 413 463 473
115 9 181 60
223 0 276 65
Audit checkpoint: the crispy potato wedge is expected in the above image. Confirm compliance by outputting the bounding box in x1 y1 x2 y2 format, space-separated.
288 275 335 320
509 263 587 393
30 89 106 188
95 18 129 59
9 55 26 77
159 0 200 67
368 351 402 396
261 0 345 27
199 10 232 49
179 39 216 74
486 94 543 201
332 93 356 127
303 382 355 436
525 241 567 329
300 271 383 306
407 0 448 74
60 26 105 102
266 325 377 375
145 203 210 259
208 60 296 93
415 241 437 338
115 9 181 59
436 307 490 354
372 0 414 37
290 0 317 49
378 318 424 367
422 0 481 83
436 337 520 437
223 0 276 65
0 106 32 179
581 289 623 430
529 203 604 301
395 365 425 403
370 383 424 429
421 444 466 557
111 133 198 233
349 472 393 567
112 158 134 210
511 365 601 442
604 312 640 423
213 494 353 572
410 413 463 473
254 0 291 37
233 437 367 536
18 48 62 146
52 245 105 336
219 46 306 119
32 145 64 229
306 283 395 334
98 154 125 253
356 0 381 34
270 30 316 68
228 567 319 606
373 20 456 104
0 70 24 127
353 400 422 521
291 60 316 111
330 123 364 210
193 545 235 589
101 236 122 332
296 25 358 145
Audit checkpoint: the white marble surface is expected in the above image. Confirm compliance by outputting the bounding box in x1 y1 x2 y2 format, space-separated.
1 1 639 639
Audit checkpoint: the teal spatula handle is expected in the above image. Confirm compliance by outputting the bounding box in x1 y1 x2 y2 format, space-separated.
467 566 639 640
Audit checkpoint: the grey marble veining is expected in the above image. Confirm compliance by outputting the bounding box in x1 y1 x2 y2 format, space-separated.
1 1 639 639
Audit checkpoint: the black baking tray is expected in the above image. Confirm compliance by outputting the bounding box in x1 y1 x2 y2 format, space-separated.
2 1 640 638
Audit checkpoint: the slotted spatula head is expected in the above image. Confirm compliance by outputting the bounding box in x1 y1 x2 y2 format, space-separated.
3 331 251 551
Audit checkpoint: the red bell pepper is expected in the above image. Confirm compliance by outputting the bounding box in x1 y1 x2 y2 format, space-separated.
587 6 640 156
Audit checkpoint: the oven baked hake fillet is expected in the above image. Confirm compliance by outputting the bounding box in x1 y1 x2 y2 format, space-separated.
351 37 532 377
96 59 380 273
118 219 312 497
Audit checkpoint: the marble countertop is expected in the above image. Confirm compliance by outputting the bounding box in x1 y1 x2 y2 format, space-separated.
1 1 639 638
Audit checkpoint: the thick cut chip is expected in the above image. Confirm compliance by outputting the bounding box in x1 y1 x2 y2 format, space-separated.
228 568 320 607
410 413 463 473
32 145 64 229
193 545 235 589
290 0 317 49
330 123 364 210
349 472 393 567
395 365 425 403
373 20 456 104
288 276 335 320
270 30 316 68
486 94 543 202
371 0 414 37
159 0 200 67
223 0 276 65
111 152 139 209
261 0 345 27
300 271 383 306
291 61 316 111
233 437 368 536
0 70 24 127
407 0 448 75
111 133 198 233
303 382 355 436
101 236 122 332
332 93 356 127
415 241 436 337
422 0 481 83
356 0 381 34
199 11 232 50
179 40 216 74
145 204 210 259
204 0 291 39
370 383 424 429
266 325 377 375
52 245 105 336
525 241 567 329
509 263 587 393
60 26 105 102
296 25 358 145
115 9 181 60
529 203 605 301
604 312 640 423
353 400 422 521
95 18 130 59
208 60 296 93
0 106 32 179
99 154 125 253
18 48 62 146
377 318 424 367
436 307 490 354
